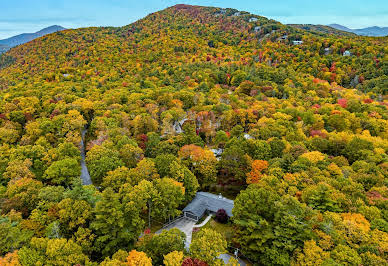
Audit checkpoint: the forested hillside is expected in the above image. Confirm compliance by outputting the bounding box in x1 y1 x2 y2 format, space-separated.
0 4 387 265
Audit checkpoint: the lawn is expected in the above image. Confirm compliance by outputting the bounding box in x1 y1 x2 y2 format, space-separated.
195 217 235 244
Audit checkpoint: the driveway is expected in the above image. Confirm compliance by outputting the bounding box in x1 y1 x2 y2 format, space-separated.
156 216 246 265
219 254 246 266
156 217 196 249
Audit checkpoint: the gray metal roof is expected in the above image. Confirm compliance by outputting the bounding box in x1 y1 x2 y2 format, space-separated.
183 192 234 218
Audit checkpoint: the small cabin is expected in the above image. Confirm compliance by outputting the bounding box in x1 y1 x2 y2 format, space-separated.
232 12 241 16
215 9 226 16
343 50 351 56
293 40 303 45
249 17 258 22
210 148 223 160
324 48 331 55
244 133 253 140
183 192 234 221
254 26 261 32
281 35 288 40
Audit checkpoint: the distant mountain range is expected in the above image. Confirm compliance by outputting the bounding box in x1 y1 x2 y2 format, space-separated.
0 44 9 54
328 24 388 37
0 25 65 54
289 24 356 37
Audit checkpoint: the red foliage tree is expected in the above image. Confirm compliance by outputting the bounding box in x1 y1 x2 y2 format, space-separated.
337 98 347 108
182 257 208 266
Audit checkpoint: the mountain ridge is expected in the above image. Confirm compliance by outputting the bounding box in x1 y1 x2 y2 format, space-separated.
289 24 356 37
328 23 388 36
0 4 386 92
0 25 66 53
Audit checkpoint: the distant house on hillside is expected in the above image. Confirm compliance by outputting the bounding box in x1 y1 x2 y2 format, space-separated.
244 133 253 140
254 26 261 32
183 192 234 221
324 48 332 55
215 9 226 16
210 148 223 160
343 50 351 56
232 12 241 16
249 17 258 22
293 40 303 45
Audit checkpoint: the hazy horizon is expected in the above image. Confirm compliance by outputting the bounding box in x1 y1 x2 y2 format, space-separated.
1 0 387 39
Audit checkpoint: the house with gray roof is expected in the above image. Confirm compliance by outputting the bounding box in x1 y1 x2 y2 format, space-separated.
183 192 234 221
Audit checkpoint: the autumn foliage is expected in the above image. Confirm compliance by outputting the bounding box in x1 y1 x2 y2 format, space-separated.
246 160 268 184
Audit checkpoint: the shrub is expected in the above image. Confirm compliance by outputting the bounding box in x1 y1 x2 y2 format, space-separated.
215 209 228 224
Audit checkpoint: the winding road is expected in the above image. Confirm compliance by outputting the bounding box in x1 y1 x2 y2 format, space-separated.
80 128 92 185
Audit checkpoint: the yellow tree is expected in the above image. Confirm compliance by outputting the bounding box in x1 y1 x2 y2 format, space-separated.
179 145 218 188
126 250 152 266
293 240 330 266
163 251 184 266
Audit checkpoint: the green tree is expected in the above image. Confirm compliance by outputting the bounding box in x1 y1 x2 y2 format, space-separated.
154 154 179 177
231 70 247 87
119 143 144 169
344 137 373 163
153 178 185 221
86 143 124 185
169 161 199 203
56 142 80 160
125 180 157 229
5 177 43 215
269 138 286 158
126 159 160 186
57 198 92 234
233 186 314 265
43 158 81 186
330 244 362 266
0 213 33 256
189 228 227 264
137 228 185 265
101 166 131 192
18 237 90 266
91 188 143 257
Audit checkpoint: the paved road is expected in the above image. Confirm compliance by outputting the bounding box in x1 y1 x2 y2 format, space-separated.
80 129 92 185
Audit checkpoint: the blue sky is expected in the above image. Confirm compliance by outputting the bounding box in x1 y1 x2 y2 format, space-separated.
0 0 387 39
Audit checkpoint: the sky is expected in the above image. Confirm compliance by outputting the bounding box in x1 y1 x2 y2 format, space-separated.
0 0 387 39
